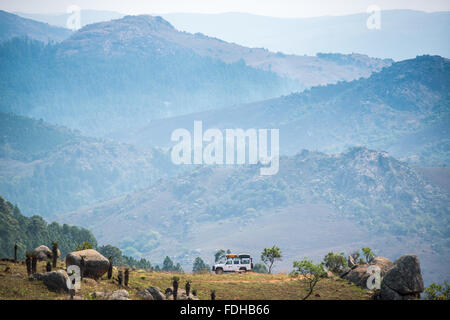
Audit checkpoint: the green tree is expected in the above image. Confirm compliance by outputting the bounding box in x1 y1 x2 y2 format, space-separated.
214 249 227 263
160 256 183 272
323 252 347 273
162 256 174 271
361 247 375 263
424 281 450 300
193 257 210 273
292 258 326 300
261 246 282 273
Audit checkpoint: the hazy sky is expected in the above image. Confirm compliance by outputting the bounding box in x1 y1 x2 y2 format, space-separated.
1 0 449 18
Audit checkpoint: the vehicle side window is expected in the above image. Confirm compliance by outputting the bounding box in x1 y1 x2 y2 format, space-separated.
234 259 240 264
242 258 250 264
226 259 232 265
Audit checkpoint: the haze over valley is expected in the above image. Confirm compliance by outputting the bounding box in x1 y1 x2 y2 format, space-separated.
0 5 448 288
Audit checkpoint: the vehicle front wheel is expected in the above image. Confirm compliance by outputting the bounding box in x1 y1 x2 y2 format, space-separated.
215 268 224 274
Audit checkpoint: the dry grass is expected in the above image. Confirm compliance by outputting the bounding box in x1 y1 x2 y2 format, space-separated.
0 260 372 300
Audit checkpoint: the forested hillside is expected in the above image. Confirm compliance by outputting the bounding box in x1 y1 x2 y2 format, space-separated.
126 55 450 166
0 113 178 217
0 195 96 259
0 35 296 137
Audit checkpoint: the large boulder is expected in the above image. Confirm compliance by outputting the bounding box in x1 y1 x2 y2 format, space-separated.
342 256 393 289
380 255 424 300
33 245 52 261
33 245 61 261
138 286 166 300
370 257 394 276
33 270 70 292
65 249 109 279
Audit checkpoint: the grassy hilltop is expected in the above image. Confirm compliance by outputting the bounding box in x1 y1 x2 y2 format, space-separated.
0 260 371 300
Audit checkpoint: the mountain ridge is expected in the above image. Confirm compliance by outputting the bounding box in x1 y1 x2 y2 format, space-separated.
0 10 72 43
55 13 392 87
123 55 450 166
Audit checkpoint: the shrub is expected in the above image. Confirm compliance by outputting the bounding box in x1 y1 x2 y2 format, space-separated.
424 281 450 300
253 262 268 273
291 258 326 300
323 252 347 273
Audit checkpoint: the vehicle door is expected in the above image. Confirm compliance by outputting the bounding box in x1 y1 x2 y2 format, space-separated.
225 258 234 272
233 257 241 271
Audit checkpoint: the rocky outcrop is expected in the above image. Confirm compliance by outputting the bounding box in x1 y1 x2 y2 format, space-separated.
380 255 424 300
33 245 51 261
342 256 393 289
91 289 129 300
138 286 166 300
33 245 61 261
65 249 109 279
33 270 70 292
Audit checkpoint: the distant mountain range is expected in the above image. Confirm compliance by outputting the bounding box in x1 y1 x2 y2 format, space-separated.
15 9 123 29
14 9 450 61
0 12 392 137
124 55 450 166
162 10 450 61
56 14 391 86
0 10 71 42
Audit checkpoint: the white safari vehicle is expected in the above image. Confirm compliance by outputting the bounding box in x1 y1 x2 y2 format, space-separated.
212 253 253 274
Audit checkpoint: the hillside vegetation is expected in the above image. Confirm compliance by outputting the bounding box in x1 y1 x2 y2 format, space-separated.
0 13 391 137
0 195 96 259
0 113 178 217
127 55 450 166
56 147 449 279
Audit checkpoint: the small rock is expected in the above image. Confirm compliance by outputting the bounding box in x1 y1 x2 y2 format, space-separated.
34 270 70 292
92 289 130 300
138 287 167 300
